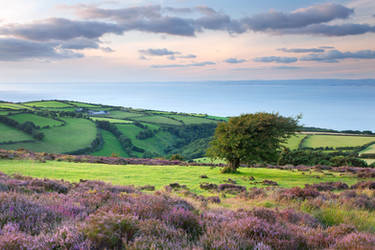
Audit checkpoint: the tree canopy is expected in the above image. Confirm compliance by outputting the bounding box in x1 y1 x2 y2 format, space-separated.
207 112 300 172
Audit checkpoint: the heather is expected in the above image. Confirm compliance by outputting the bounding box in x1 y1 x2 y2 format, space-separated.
0 172 375 249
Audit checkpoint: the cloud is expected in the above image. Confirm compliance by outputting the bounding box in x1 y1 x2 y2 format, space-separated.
178 54 196 59
281 23 375 36
300 49 375 62
272 66 303 70
242 3 353 31
139 48 180 56
224 58 247 64
278 48 325 53
0 18 124 41
254 56 298 64
151 61 215 68
0 38 83 61
59 38 100 50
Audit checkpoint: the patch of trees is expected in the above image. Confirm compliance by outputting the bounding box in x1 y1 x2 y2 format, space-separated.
136 129 155 140
163 124 217 159
96 121 145 157
0 116 44 140
278 149 368 167
301 126 373 135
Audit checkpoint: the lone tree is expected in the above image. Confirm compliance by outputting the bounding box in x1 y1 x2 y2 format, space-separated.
207 112 300 173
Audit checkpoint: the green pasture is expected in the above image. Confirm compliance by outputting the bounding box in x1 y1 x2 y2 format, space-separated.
284 134 306 150
91 130 129 158
9 113 64 127
131 115 182 125
23 101 73 108
0 123 33 143
302 135 375 148
0 159 362 195
0 103 32 110
105 110 144 119
90 117 133 124
166 114 218 125
68 101 100 108
116 124 177 155
0 118 97 153
360 144 375 155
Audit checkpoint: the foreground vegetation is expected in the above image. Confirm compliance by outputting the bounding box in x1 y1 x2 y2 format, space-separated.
0 165 374 249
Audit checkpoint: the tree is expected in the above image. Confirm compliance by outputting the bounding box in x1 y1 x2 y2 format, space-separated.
207 112 300 173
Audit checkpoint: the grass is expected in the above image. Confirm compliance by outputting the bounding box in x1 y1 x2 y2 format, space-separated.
302 135 375 148
360 144 375 155
364 159 375 164
116 124 177 155
91 130 129 157
0 103 32 110
131 115 183 125
9 113 64 127
193 157 226 164
23 101 73 108
0 118 97 153
90 117 133 124
166 114 218 125
0 159 361 195
68 101 100 108
105 110 144 119
284 134 306 150
0 123 33 143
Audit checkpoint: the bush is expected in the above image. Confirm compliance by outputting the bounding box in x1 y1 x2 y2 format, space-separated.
82 211 139 249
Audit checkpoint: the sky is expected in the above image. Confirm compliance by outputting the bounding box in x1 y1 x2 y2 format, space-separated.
0 0 374 82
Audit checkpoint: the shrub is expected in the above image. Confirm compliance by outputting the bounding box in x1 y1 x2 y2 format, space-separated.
82 211 139 249
163 207 202 239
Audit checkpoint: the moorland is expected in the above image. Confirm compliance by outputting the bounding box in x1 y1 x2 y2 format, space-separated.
1 99 375 249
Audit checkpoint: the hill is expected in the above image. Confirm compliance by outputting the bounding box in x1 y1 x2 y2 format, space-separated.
0 100 375 164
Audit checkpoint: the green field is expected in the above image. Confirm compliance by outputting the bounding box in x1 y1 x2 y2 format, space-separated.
0 159 361 195
302 134 375 148
9 113 64 127
166 114 218 125
360 144 375 155
92 130 129 157
0 123 33 143
285 134 306 150
131 115 183 125
90 117 133 124
0 103 32 110
23 100 73 108
0 118 97 153
104 110 144 119
68 101 100 108
116 124 177 155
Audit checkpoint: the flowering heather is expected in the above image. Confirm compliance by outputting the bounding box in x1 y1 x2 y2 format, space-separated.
0 171 375 249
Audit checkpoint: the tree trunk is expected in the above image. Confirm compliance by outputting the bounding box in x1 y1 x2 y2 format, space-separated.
222 158 240 173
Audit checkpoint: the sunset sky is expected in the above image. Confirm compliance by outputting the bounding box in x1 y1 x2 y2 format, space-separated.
0 0 374 82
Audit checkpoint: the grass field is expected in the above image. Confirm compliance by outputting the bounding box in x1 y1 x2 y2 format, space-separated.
9 113 64 127
0 103 32 110
285 134 306 150
68 101 100 108
91 130 129 157
0 159 361 195
105 110 144 119
131 115 183 125
0 123 33 143
166 114 218 125
116 124 177 155
23 100 73 108
0 118 97 153
360 144 375 155
90 117 133 124
302 134 375 148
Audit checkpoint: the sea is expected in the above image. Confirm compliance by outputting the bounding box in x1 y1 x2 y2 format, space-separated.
1 79 374 131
